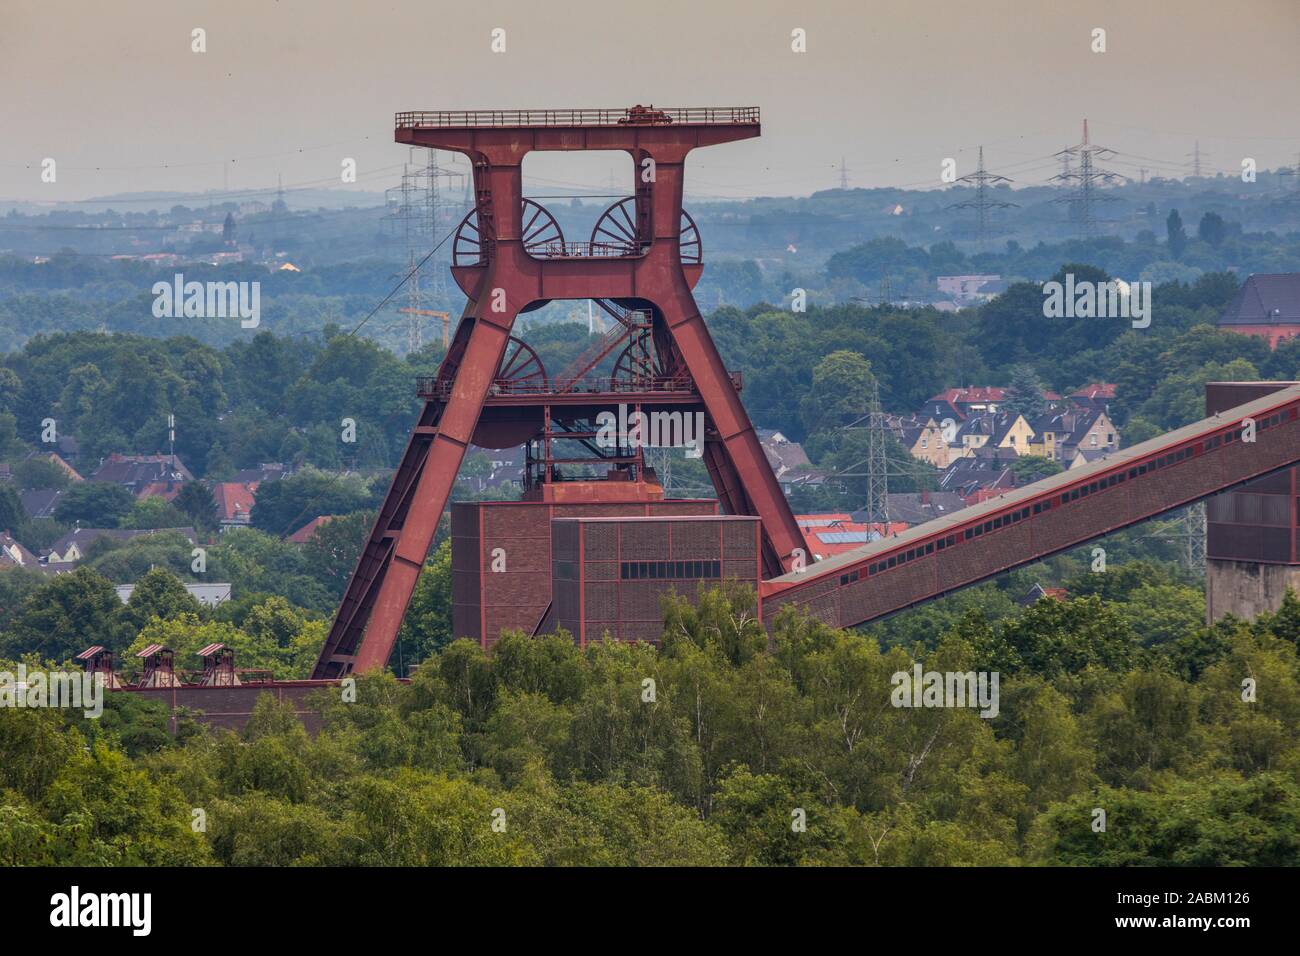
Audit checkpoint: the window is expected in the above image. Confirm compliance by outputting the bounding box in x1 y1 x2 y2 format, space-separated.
620 560 720 580
1090 434 1099 447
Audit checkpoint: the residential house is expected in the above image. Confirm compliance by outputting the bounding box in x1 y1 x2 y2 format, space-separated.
885 414 951 468
24 450 84 482
55 435 81 469
1067 447 1112 470
776 469 830 495
1217 273 1300 348
921 387 1008 425
939 446 1020 499
19 489 62 520
288 515 337 544
1031 406 1118 463
91 454 193 497
951 411 1034 458
0 531 38 569
42 527 197 567
853 491 968 527
758 429 812 479
1020 583 1068 606
458 446 525 495
135 479 186 502
230 462 290 485
1068 382 1117 414
214 482 258 531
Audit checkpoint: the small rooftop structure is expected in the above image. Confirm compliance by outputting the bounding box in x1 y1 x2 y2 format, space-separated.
135 644 180 688
75 645 123 689
196 643 240 687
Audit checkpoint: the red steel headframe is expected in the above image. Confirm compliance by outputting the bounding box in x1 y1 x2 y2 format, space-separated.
312 106 805 678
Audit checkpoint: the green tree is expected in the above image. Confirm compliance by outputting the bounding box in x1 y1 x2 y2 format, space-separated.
398 540 454 661
1166 209 1188 259
116 567 202 638
53 481 135 528
302 510 373 595
1197 211 1228 248
801 350 876 438
2 567 126 658
12 456 70 491
173 480 217 531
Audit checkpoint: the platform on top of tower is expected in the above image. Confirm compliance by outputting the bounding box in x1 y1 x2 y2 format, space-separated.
395 106 759 129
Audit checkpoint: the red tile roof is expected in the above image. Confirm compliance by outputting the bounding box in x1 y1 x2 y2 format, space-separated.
962 487 1005 507
1069 382 1117 400
213 482 258 522
288 515 337 544
930 387 1007 405
135 480 185 502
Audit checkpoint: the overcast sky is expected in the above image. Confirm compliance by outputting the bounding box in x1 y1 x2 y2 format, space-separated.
2 0 1297 205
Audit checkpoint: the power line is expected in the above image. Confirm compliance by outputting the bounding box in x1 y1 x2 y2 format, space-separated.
946 146 1018 248
346 230 453 338
1186 141 1211 179
1052 120 1124 236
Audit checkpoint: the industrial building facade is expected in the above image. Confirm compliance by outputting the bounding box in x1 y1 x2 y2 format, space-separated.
451 499 719 647
552 515 762 646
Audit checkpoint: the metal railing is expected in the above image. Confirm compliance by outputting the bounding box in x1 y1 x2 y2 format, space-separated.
415 372 737 400
529 239 644 259
395 107 760 129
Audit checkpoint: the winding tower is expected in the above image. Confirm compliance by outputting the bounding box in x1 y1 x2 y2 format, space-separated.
313 106 805 678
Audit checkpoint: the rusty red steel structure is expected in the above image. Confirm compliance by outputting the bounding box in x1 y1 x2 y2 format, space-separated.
312 106 805 678
762 383 1300 627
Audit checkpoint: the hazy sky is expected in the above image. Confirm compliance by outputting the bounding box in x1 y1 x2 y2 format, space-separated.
2 0 1297 205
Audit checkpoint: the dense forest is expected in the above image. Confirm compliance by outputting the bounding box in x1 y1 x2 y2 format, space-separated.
2 579 1298 866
